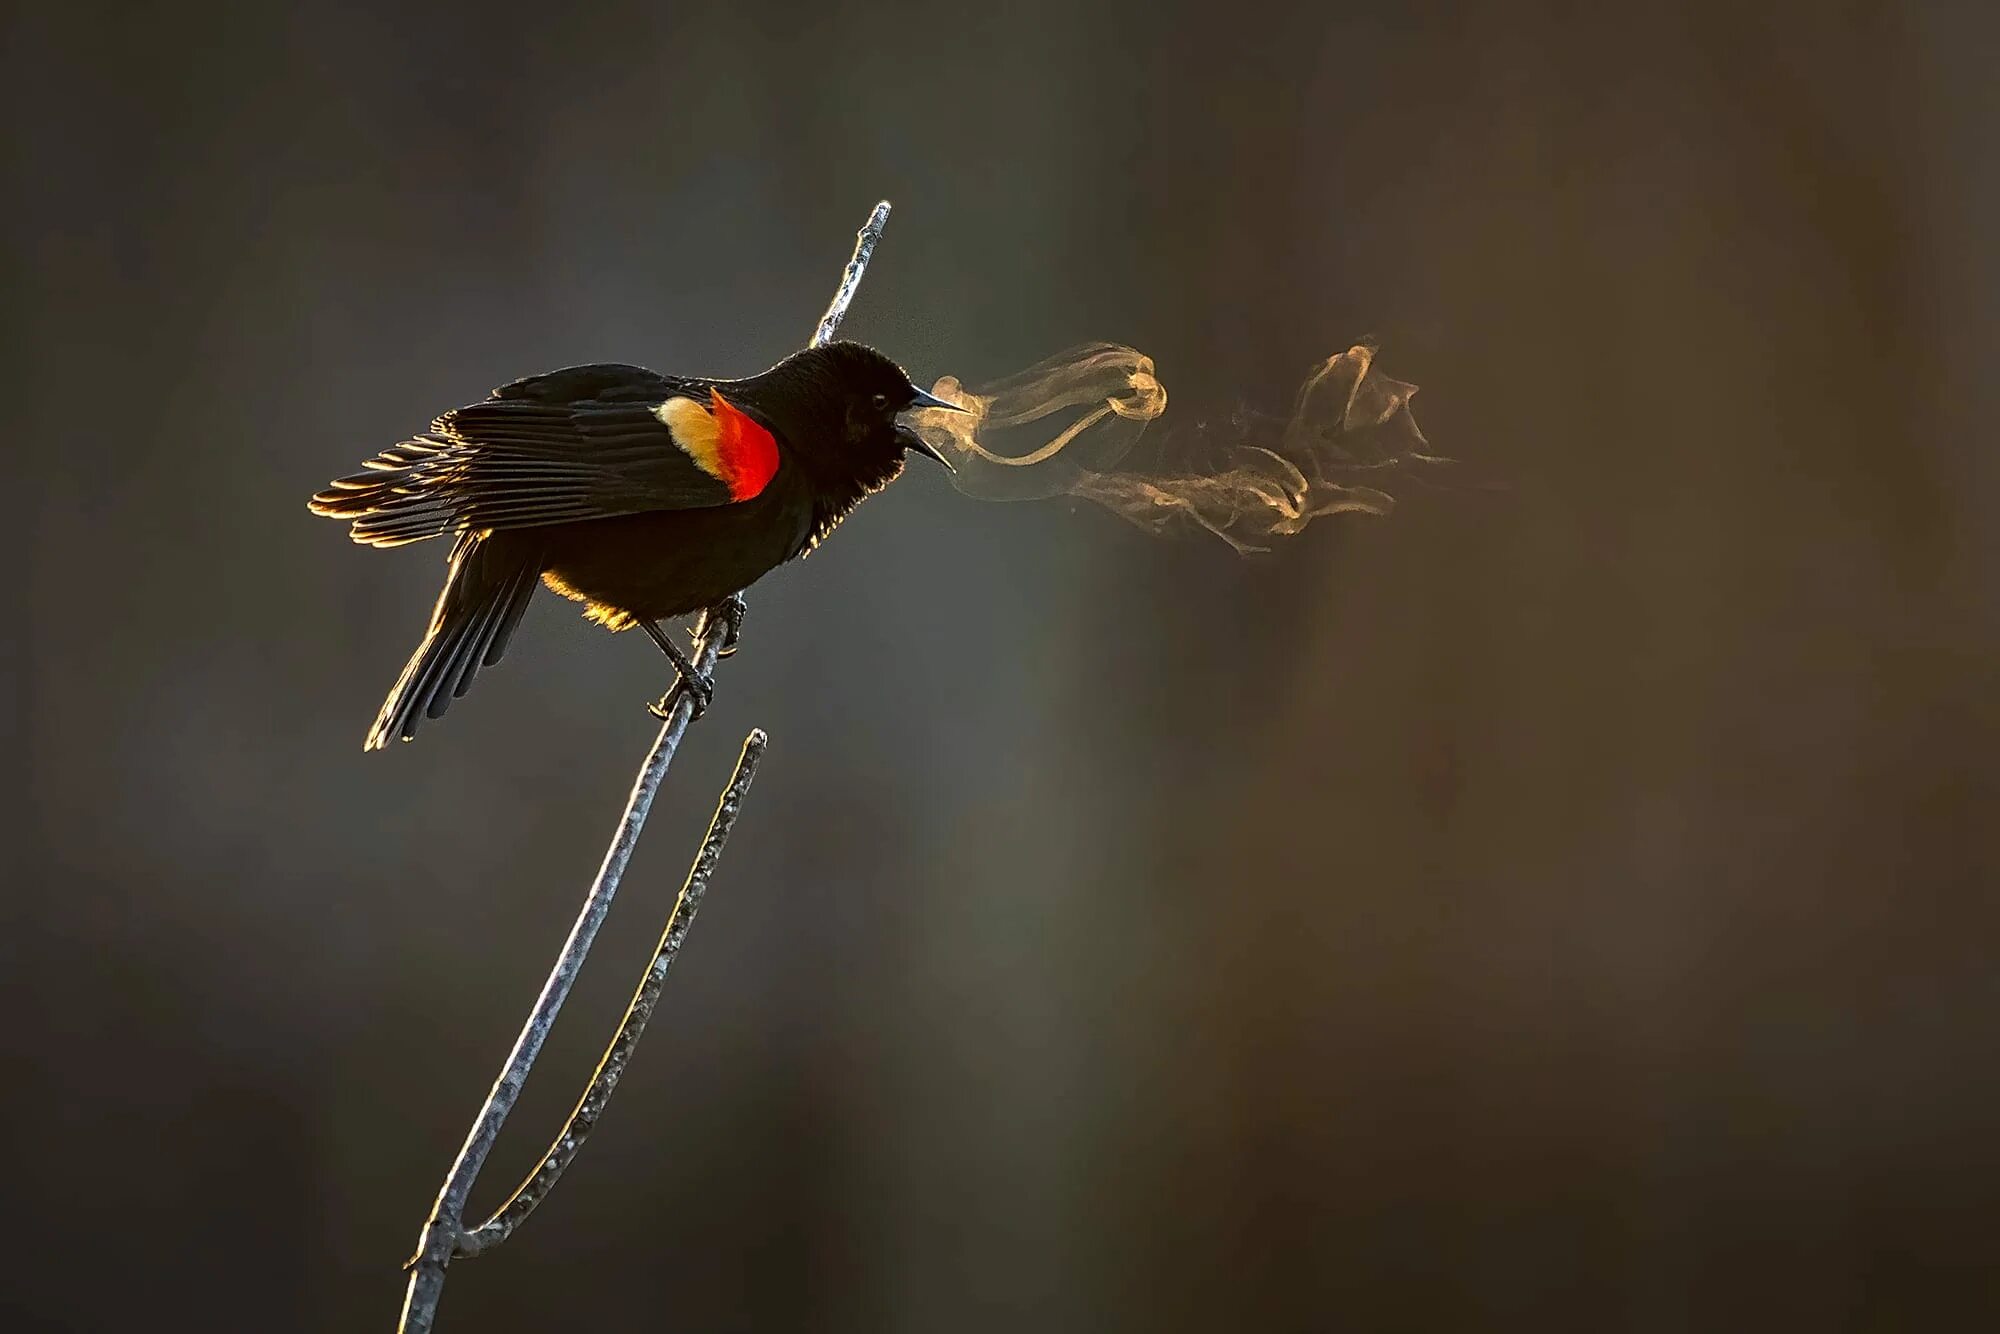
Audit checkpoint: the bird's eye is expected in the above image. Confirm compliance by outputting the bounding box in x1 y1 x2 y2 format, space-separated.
871 392 889 409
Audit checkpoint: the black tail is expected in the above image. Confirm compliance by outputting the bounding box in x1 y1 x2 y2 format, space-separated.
367 533 541 750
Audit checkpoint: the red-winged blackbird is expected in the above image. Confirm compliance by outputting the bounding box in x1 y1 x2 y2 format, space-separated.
310 341 960 750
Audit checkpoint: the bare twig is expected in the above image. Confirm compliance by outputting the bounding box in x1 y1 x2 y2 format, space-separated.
457 729 768 1257
395 630 725 1333
394 200 894 1334
815 199 892 348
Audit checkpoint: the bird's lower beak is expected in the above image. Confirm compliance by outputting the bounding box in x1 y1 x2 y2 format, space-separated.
894 422 957 472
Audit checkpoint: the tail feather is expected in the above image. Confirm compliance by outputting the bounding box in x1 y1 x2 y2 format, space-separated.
445 586 505 704
440 555 537 707
482 559 539 668
366 534 540 750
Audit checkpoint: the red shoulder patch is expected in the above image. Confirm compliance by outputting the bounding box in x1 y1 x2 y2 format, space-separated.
707 389 780 501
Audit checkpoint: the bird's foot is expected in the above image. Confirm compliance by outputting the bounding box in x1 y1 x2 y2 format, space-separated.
697 593 748 658
646 677 712 723
644 631 715 722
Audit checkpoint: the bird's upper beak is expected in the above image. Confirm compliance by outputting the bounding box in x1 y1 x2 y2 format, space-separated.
896 386 967 472
906 386 968 414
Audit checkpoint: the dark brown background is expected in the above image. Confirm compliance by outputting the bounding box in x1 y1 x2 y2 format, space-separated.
9 1 1997 1329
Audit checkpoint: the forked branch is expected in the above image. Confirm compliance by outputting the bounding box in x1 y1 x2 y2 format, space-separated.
455 728 767 1257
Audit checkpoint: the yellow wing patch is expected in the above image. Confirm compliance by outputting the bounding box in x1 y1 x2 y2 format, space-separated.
655 395 725 478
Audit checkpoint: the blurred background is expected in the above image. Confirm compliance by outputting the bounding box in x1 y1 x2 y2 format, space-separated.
8 1 1997 1329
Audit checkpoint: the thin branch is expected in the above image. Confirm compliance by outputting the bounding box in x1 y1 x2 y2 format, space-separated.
456 728 768 1257
396 629 724 1333
394 199 894 1334
814 199 892 348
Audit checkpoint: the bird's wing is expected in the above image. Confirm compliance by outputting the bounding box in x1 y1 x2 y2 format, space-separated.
310 364 784 547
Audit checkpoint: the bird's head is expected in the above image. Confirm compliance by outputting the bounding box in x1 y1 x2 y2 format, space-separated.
747 341 961 484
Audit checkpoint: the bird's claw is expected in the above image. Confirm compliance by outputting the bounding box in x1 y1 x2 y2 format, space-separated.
639 601 737 724
647 668 713 722
644 627 717 723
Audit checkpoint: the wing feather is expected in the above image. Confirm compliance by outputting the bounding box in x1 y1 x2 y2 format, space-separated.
310 364 754 547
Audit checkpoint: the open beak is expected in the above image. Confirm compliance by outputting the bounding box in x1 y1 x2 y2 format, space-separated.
896 387 967 472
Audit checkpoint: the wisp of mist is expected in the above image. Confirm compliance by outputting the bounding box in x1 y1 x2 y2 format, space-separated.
910 342 1443 553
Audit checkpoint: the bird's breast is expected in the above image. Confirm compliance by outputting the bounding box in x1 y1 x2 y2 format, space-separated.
537 481 815 629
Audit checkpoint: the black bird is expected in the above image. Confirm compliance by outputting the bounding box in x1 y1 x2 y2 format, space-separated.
310 341 960 749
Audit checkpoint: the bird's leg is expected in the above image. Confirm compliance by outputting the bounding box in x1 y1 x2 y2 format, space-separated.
694 593 748 658
641 620 713 721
